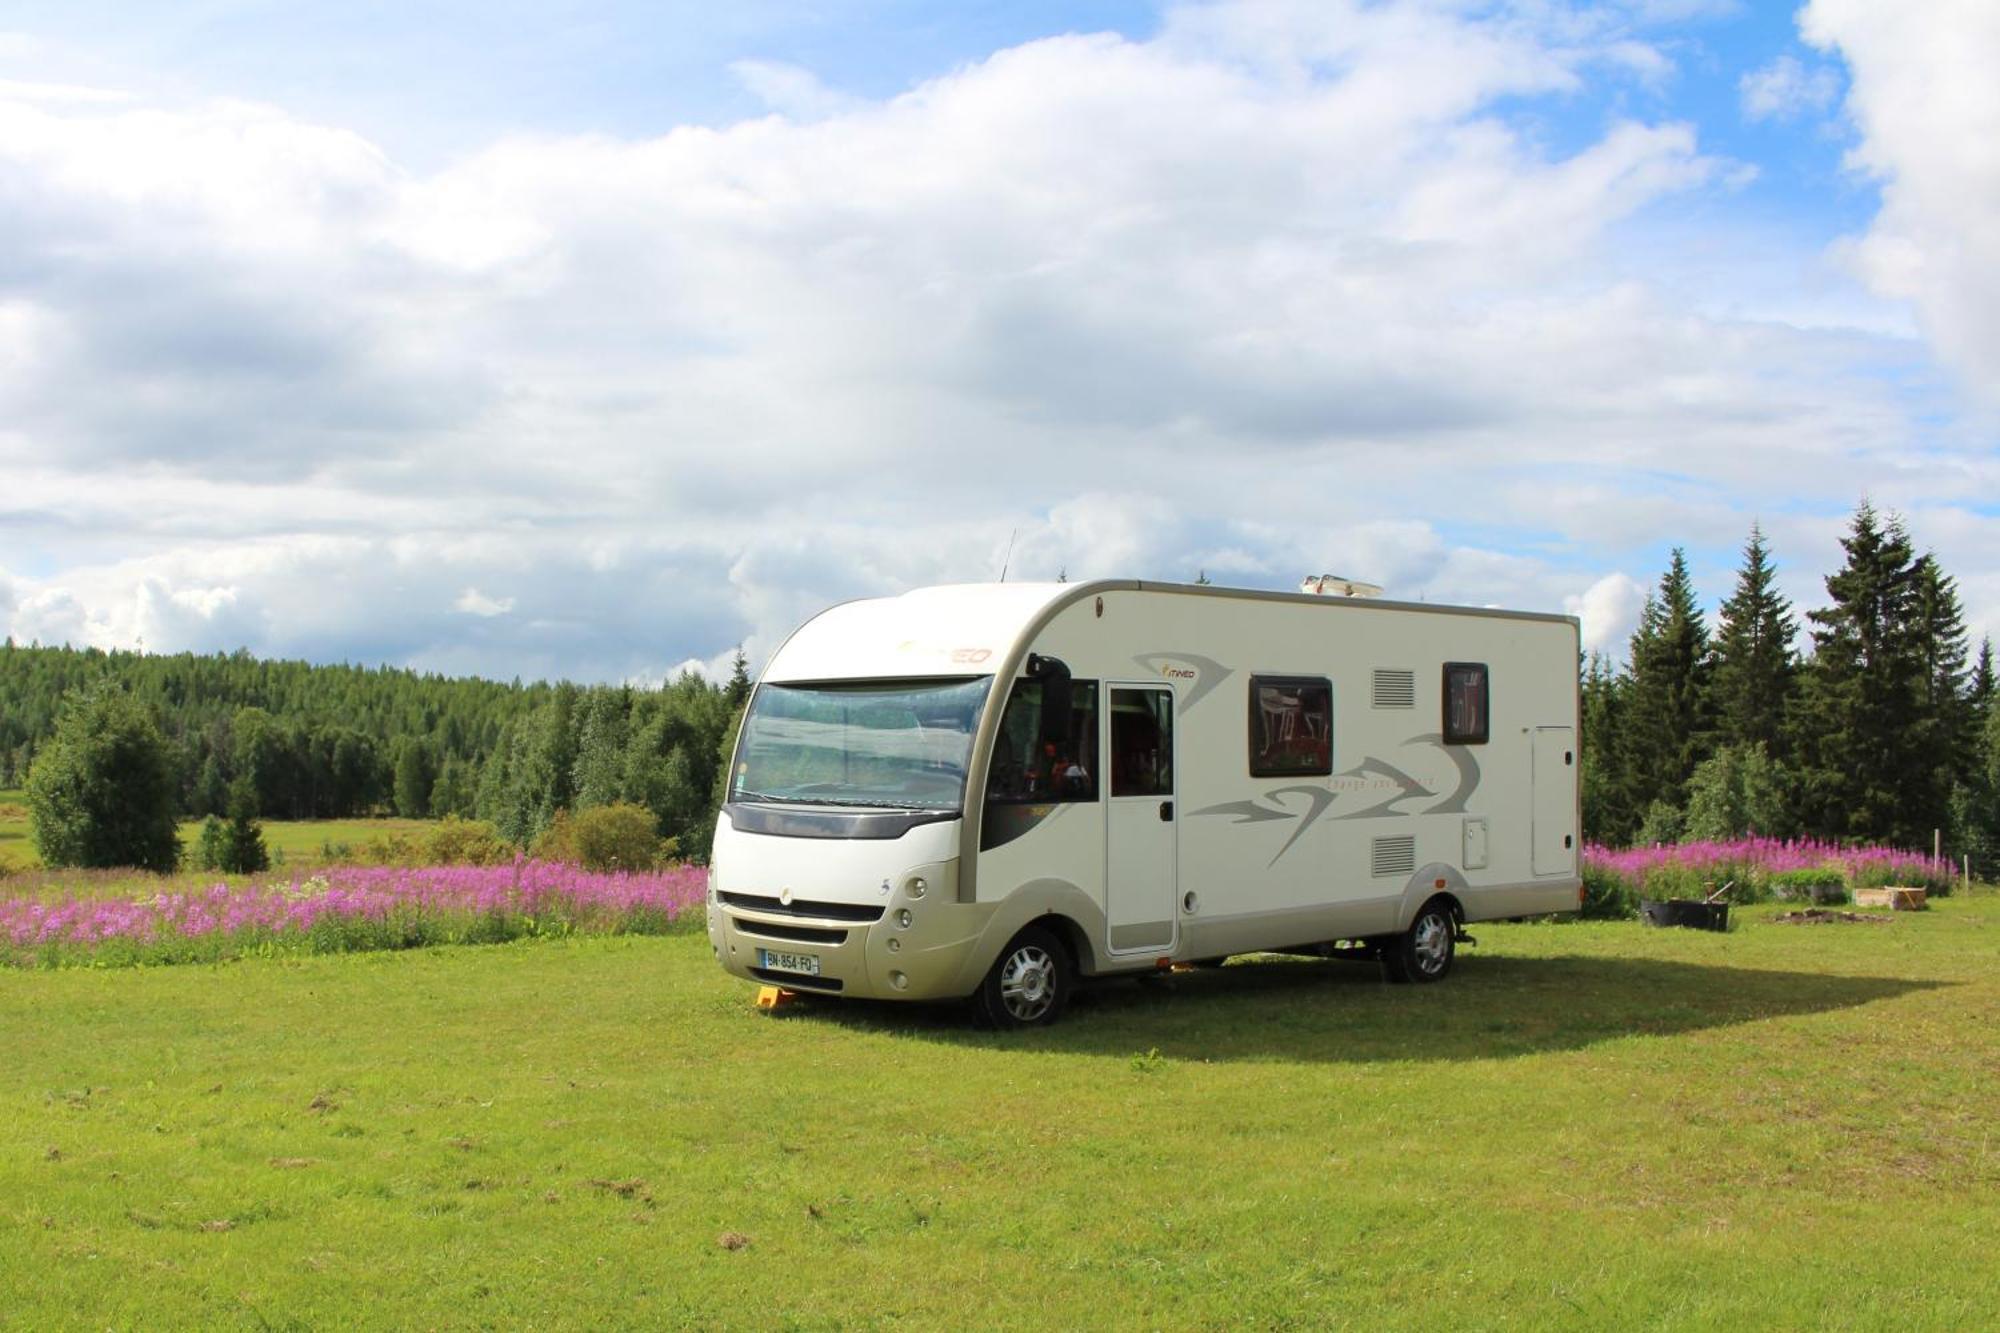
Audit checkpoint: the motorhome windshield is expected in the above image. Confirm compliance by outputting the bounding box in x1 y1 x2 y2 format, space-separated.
730 677 994 811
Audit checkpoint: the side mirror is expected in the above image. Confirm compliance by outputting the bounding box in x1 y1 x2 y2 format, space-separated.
1026 653 1073 750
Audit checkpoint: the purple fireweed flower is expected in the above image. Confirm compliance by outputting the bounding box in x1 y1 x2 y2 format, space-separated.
1 861 708 965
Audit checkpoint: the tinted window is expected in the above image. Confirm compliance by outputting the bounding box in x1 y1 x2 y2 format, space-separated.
1110 688 1174 796
1249 676 1332 776
1443 662 1489 745
985 679 1099 803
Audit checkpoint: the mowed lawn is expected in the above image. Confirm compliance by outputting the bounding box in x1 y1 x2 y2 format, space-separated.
0 791 435 873
3 901 1997 1328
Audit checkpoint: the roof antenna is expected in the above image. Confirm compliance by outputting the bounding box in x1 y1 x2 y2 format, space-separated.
998 527 1017 583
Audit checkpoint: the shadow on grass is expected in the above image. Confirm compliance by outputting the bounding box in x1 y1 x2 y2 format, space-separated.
770 954 1950 1064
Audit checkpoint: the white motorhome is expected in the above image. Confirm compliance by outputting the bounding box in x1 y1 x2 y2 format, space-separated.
708 580 1582 1026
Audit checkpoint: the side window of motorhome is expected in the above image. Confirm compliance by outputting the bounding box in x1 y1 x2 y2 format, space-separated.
1248 676 1332 776
985 680 1100 803
1443 662 1489 745
1110 689 1174 796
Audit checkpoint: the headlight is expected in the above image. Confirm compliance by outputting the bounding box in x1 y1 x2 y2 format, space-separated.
908 876 927 899
895 908 914 929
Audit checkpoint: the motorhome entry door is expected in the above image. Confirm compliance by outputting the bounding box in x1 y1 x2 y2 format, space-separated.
1105 685 1178 954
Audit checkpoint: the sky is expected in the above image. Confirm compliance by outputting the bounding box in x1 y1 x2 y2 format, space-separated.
1 0 1996 685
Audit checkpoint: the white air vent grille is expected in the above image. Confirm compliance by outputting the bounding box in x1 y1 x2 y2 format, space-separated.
1372 669 1416 708
1371 835 1417 878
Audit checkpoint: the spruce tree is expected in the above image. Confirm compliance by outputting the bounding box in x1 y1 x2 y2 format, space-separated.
1617 550 1712 821
1579 651 1630 843
1913 555 1971 778
194 815 228 872
220 776 270 874
725 649 752 711
1711 524 1797 757
1793 504 1929 844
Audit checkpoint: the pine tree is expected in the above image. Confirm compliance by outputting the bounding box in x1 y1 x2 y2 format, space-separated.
725 649 752 711
1711 524 1797 757
1913 555 1971 779
392 736 436 818
193 815 228 872
220 777 270 874
1617 550 1712 821
1793 504 1930 844
1579 651 1631 843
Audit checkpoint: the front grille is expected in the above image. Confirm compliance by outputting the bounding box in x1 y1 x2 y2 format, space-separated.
720 891 885 923
732 918 847 946
750 967 844 993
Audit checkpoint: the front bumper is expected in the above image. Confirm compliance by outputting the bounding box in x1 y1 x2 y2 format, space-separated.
708 864 995 1001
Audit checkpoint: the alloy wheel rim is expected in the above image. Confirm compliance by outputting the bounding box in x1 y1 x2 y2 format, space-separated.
1000 945 1055 1021
1414 913 1451 973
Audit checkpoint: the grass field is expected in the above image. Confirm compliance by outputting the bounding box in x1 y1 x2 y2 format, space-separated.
0 791 434 873
4 897 1997 1328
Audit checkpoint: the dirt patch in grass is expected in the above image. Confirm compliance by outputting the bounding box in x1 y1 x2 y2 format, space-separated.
1773 909 1894 925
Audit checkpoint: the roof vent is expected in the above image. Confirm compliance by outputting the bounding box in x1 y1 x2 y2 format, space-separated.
1300 574 1382 598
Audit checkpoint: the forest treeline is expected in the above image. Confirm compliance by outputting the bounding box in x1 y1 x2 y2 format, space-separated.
1583 502 1999 871
6 498 1996 868
0 644 749 859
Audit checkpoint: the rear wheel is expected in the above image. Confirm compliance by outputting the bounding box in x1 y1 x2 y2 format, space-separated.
1382 899 1457 984
974 926 1073 1029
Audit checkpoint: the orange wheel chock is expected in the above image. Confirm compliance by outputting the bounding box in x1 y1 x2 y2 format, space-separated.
755 986 798 1010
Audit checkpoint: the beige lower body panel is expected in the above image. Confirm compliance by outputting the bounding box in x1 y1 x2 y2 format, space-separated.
1460 879 1581 921
1178 896 1401 960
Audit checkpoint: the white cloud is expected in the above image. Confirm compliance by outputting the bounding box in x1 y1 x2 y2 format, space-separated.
729 60 861 121
1738 55 1839 122
0 78 131 105
1804 0 2000 399
1566 573 1649 658
453 588 516 618
0 1 1991 678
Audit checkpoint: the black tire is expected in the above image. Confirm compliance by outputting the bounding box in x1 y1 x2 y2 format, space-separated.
973 926 1073 1029
1381 898 1456 985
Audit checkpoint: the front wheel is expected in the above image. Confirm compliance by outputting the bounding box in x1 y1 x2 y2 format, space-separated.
1382 899 1456 985
974 926 1073 1028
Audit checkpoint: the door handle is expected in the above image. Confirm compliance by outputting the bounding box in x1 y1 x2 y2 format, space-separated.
1159 800 1174 822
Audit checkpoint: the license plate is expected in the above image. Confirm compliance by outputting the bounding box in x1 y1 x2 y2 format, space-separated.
758 948 820 977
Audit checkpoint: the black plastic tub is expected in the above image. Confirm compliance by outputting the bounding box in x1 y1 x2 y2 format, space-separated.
1639 898 1730 931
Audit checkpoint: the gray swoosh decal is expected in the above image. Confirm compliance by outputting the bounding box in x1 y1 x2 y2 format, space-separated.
1133 652 1234 711
1408 732 1482 813
1190 799 1293 824
1266 784 1337 865
1332 757 1432 819
1192 786 1337 865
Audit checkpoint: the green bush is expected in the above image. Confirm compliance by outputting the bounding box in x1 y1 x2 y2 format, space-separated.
1580 865 1636 919
1635 861 1762 904
1633 800 1686 847
572 803 671 872
425 815 512 866
1767 867 1848 904
26 683 182 874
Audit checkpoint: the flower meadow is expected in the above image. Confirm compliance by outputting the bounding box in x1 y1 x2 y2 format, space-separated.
1 860 707 968
1580 836 1958 918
